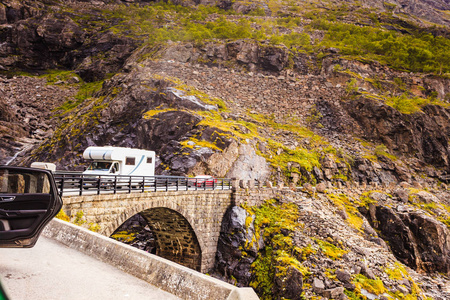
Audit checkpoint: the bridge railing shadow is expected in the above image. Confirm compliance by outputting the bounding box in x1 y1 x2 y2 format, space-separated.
53 172 232 197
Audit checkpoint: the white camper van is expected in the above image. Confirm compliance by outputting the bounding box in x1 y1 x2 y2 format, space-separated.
82 146 155 177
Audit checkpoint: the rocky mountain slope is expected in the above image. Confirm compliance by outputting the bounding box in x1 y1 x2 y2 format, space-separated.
1 0 450 299
213 186 450 299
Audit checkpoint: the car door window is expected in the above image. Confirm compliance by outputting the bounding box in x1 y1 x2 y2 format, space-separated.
0 167 62 248
0 170 51 194
110 163 119 174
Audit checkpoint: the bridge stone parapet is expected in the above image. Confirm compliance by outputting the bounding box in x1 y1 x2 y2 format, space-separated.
232 187 295 206
43 218 260 299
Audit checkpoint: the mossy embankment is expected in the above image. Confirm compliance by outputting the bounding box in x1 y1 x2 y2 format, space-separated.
215 191 442 300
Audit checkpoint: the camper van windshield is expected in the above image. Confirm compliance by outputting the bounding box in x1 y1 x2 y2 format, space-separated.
87 162 112 171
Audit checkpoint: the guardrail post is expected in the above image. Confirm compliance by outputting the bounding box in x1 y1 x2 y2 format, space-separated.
59 176 64 198
97 177 101 195
231 178 239 190
128 177 132 193
142 176 145 193
248 179 254 189
79 176 84 196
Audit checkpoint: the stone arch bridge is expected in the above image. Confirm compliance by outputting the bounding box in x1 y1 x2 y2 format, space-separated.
61 189 276 272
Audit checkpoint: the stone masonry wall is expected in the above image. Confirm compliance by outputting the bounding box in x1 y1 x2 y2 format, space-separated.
233 187 282 207
61 187 296 272
140 208 203 271
62 190 233 272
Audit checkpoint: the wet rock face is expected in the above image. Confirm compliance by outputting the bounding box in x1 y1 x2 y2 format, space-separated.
363 205 450 275
155 40 291 74
273 266 303 300
213 206 257 286
136 111 202 151
15 64 265 178
26 78 209 171
0 1 139 81
0 1 45 24
406 212 450 274
369 206 419 268
75 32 139 82
0 9 85 70
343 97 450 172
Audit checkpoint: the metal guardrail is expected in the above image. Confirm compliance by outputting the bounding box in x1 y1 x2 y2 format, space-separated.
53 172 232 197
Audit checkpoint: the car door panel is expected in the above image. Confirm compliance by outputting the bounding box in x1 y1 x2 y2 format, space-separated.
0 166 62 248
0 194 50 238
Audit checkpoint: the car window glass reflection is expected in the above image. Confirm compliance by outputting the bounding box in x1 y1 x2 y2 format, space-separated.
0 170 51 194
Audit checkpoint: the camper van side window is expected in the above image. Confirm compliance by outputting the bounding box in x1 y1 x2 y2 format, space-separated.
125 157 135 165
147 157 152 164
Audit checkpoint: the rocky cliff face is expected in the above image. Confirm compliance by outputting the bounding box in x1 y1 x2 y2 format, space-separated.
13 67 271 179
362 204 450 275
213 187 450 299
0 75 77 164
16 39 449 183
343 97 450 172
0 0 139 81
1 0 450 299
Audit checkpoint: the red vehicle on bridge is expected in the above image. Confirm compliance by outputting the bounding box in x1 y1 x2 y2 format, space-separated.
188 175 217 188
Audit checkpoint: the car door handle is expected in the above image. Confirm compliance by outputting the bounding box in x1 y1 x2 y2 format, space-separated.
0 209 47 217
0 196 15 202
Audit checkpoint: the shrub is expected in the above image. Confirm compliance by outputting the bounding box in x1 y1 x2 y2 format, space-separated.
310 19 450 74
56 209 70 222
246 200 308 299
353 274 386 295
88 223 101 232
385 93 428 114
314 238 348 260
73 211 86 226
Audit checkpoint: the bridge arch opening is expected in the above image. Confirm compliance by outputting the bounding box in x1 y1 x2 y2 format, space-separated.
110 207 202 271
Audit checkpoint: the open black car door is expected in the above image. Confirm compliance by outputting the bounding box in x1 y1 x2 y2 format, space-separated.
0 166 63 248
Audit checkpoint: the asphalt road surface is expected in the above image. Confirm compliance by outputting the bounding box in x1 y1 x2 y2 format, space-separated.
0 237 180 300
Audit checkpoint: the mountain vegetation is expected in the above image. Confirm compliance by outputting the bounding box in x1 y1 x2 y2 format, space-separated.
1 0 450 299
